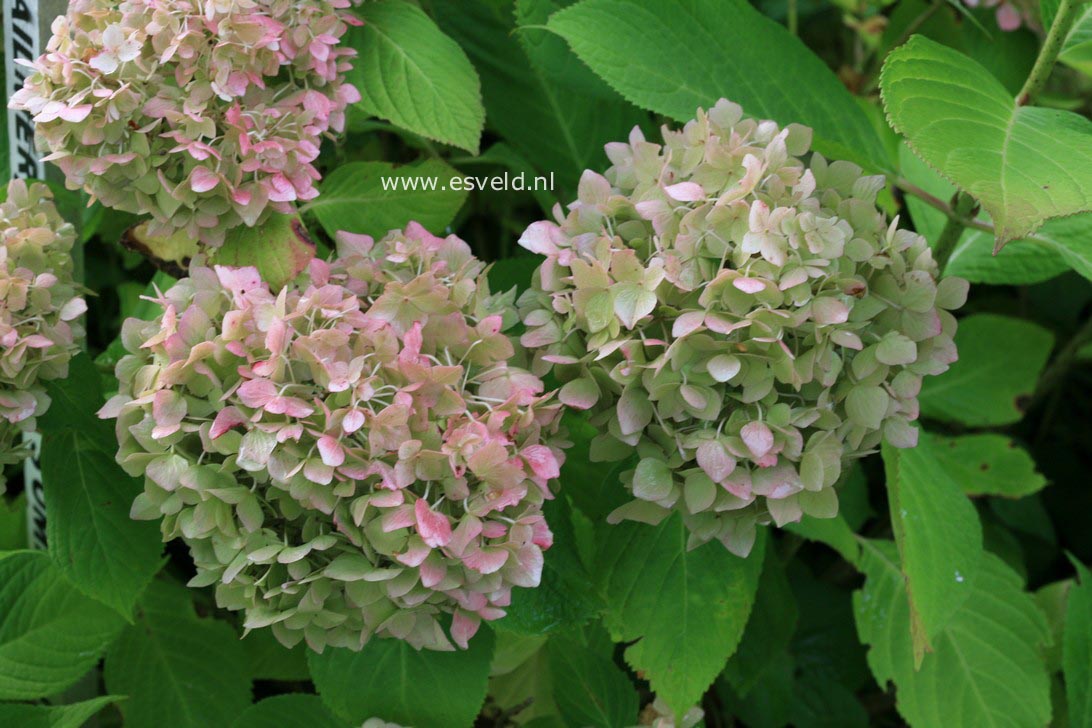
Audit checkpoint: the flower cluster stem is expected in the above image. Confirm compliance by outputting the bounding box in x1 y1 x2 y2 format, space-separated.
931 191 979 274
1017 0 1085 106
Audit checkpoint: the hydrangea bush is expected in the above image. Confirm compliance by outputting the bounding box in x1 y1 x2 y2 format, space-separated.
99 224 565 651
0 179 85 485
10 0 360 245
2 0 1088 724
517 101 968 555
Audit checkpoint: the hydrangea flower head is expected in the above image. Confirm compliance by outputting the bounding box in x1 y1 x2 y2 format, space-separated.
517 100 967 556
10 0 361 245
0 179 85 480
100 224 565 651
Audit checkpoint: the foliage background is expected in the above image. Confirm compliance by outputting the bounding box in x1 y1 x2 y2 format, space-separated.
1 0 1092 726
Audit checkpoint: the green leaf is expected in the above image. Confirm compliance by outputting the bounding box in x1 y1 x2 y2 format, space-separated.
230 695 342 728
515 0 626 101
548 635 639 728
855 541 1052 728
882 35 1092 245
487 255 541 297
39 355 163 617
431 0 648 202
598 514 765 716
1027 212 1092 282
43 430 163 617
104 581 252 728
501 496 603 635
306 159 467 240
546 0 890 171
883 437 983 663
722 547 799 697
1066 558 1092 728
0 550 124 700
241 629 310 682
0 494 26 551
213 213 315 291
919 314 1054 426
348 0 484 152
309 628 495 727
790 672 869 728
488 640 559 724
0 696 122 728
898 144 1072 285
785 513 860 564
924 432 1047 498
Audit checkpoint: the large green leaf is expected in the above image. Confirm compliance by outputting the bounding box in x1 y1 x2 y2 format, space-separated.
103 581 252 728
309 628 495 727
598 515 765 716
0 696 121 728
213 213 314 290
785 512 860 564
0 551 124 700
40 356 163 617
0 494 25 551
882 35 1092 245
925 433 1046 498
884 438 983 662
546 0 890 171
855 541 1052 728
431 0 648 202
306 159 467 240
722 548 799 697
488 640 559 724
548 635 639 728
898 145 1072 285
241 629 310 683
1066 558 1092 728
500 496 602 635
919 314 1054 426
230 695 342 728
348 0 484 152
515 0 628 101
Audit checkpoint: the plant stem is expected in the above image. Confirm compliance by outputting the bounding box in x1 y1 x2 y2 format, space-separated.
1017 0 1084 106
932 192 978 274
1031 314 1092 408
788 0 799 36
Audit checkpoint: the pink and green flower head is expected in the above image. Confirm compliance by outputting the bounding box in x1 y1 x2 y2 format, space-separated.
100 223 566 652
517 100 967 556
0 179 85 482
10 0 361 245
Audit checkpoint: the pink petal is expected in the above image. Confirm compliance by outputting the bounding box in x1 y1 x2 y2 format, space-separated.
672 311 706 338
317 435 345 467
664 181 705 202
741 421 775 460
518 221 564 256
451 610 481 649
733 277 766 294
696 440 736 483
522 445 560 480
415 499 452 548
190 166 220 193
210 407 247 439
462 546 509 574
214 265 263 295
237 379 276 408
